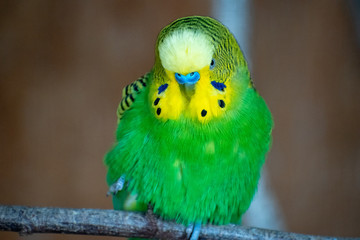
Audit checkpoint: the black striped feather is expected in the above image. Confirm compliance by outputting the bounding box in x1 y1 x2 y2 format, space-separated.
117 73 149 122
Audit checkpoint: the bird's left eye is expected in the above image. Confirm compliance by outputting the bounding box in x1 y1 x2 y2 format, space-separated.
210 59 215 70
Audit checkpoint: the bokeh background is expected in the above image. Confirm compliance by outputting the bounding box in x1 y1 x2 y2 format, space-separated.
1 0 359 239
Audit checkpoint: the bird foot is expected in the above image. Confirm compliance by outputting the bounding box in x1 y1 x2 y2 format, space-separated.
186 222 201 240
146 204 159 235
146 203 157 220
106 174 126 196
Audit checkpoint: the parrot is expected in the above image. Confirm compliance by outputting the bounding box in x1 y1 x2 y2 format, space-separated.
105 16 273 240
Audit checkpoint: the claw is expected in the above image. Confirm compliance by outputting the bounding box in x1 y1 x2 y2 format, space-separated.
106 174 126 196
186 222 201 240
145 204 158 229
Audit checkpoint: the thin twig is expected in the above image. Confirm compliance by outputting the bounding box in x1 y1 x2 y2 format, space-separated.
0 205 354 240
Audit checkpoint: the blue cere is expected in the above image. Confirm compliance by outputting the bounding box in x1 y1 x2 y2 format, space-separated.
211 81 227 91
175 72 200 84
158 84 168 94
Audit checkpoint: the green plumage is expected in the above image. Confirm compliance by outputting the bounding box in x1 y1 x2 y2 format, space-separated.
105 16 273 226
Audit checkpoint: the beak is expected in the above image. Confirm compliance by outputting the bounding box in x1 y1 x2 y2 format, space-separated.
175 72 200 100
175 72 200 85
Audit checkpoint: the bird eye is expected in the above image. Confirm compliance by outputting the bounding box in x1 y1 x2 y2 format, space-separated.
210 59 215 70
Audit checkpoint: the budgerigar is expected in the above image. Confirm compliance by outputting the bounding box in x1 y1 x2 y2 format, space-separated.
105 16 273 239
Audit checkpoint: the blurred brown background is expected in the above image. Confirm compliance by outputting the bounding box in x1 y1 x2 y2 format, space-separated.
0 0 359 239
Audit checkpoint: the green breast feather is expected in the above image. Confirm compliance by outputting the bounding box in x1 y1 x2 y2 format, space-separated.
105 16 273 227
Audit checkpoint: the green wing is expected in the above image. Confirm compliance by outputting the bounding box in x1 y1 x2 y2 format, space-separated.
111 74 150 212
117 73 149 123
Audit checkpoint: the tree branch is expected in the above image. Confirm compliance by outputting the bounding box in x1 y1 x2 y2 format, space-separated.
0 205 353 240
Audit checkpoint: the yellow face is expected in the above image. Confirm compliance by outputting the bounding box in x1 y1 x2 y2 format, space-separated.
151 29 234 123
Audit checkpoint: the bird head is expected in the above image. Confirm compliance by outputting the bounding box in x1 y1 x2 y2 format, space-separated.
151 16 249 123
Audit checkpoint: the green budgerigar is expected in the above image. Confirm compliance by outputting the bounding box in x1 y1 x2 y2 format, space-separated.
105 16 273 239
